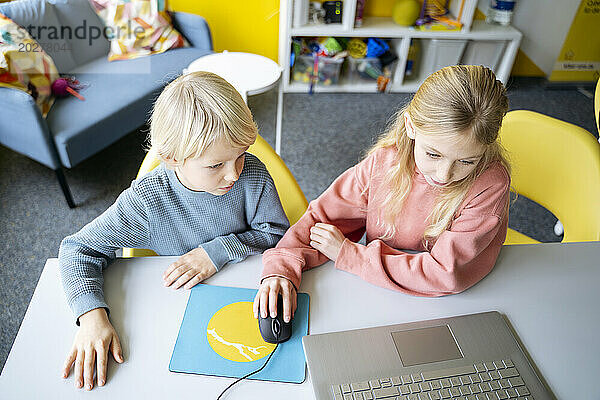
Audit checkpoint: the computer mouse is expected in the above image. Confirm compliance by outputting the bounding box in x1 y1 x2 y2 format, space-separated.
258 294 293 344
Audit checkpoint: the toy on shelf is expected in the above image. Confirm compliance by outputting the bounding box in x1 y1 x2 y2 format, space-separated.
290 38 303 68
347 38 397 92
308 1 326 24
391 0 421 26
309 53 319 94
404 39 419 77
322 1 343 24
376 75 391 92
355 0 366 27
290 36 397 93
349 58 383 80
347 38 367 59
306 38 321 53
416 18 461 31
321 37 343 56
415 0 463 31
379 49 398 68
292 55 344 88
416 0 447 25
366 38 389 58
291 37 346 91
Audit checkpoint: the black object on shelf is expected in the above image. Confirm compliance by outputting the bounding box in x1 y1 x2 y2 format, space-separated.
379 50 399 67
323 1 343 24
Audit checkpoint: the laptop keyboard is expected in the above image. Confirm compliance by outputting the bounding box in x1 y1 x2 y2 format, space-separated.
331 359 533 400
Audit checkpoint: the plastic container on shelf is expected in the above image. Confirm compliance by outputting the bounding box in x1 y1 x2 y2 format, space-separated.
291 54 344 86
417 38 467 78
347 57 383 81
460 40 507 71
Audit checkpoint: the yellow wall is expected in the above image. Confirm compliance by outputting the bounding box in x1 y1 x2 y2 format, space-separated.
363 0 396 16
170 0 280 62
512 50 546 77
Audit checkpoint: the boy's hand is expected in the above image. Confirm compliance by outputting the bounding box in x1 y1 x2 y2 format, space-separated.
162 247 216 290
62 308 123 390
309 223 345 261
253 276 297 323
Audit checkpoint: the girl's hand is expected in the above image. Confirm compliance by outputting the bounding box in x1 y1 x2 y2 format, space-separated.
163 247 216 289
309 223 345 261
253 276 297 323
62 308 123 390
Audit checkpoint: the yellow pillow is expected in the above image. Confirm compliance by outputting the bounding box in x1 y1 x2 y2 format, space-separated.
0 13 59 117
89 0 188 61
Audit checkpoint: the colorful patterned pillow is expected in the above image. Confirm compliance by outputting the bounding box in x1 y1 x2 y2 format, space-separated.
89 0 187 61
0 13 58 117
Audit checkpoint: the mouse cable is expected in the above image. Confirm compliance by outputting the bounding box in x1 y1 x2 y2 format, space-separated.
216 343 279 400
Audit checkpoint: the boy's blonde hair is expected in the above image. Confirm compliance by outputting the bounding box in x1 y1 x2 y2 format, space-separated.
149 71 258 166
369 65 511 244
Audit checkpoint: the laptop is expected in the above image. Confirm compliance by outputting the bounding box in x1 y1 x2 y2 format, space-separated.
302 311 552 399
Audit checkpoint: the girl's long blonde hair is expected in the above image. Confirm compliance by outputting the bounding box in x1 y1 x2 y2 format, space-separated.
370 65 511 244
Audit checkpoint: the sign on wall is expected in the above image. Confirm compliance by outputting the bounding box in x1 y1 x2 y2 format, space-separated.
549 0 600 83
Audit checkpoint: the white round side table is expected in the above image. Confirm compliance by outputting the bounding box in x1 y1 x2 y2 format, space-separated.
184 51 284 154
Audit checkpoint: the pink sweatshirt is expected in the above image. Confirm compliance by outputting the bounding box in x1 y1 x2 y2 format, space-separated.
261 146 510 297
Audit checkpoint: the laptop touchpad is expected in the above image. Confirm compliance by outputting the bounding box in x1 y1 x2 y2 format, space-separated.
391 325 463 367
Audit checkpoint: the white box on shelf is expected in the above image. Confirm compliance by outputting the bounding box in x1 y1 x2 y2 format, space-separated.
419 38 468 78
448 0 478 31
460 40 507 71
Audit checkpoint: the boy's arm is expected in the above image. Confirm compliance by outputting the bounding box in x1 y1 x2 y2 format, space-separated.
200 178 290 270
59 187 150 324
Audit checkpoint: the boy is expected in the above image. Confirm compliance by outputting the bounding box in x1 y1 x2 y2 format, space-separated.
59 71 289 391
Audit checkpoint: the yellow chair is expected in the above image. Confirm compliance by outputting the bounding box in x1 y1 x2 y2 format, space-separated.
501 110 600 244
595 78 600 135
123 135 308 257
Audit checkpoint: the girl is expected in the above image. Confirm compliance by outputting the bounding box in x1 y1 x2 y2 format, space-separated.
254 65 511 322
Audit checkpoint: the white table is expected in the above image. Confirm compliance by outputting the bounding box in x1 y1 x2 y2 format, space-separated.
184 51 284 154
1 242 599 399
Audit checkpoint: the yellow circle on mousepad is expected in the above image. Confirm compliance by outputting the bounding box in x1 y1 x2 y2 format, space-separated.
206 301 276 362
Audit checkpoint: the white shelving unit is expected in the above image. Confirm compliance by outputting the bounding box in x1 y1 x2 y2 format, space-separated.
279 0 522 93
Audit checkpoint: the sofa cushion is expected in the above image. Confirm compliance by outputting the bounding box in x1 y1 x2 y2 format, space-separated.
0 13 59 116
89 0 187 62
49 0 110 66
46 46 212 167
0 0 76 72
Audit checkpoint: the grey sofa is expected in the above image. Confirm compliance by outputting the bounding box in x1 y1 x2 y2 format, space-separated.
0 0 213 207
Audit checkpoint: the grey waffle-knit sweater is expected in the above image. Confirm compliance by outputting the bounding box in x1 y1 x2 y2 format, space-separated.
59 154 289 322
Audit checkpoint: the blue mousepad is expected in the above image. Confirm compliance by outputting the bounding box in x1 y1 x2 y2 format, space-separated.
169 284 309 383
